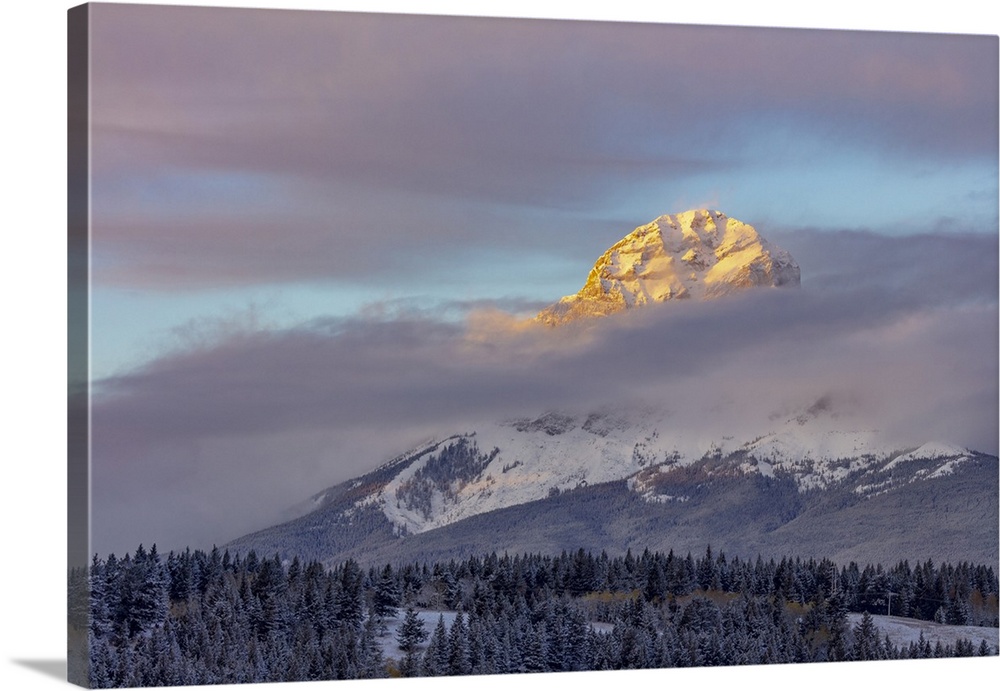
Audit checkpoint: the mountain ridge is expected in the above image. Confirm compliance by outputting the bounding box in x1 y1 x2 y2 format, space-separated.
224 209 995 569
226 395 998 568
321 401 984 536
226 420 997 568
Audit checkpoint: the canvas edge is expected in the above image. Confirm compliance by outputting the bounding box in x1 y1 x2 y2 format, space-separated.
68 2 92 687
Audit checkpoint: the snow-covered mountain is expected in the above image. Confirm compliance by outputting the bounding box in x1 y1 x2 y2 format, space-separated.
294 398 982 538
226 209 994 567
537 209 800 325
228 395 996 568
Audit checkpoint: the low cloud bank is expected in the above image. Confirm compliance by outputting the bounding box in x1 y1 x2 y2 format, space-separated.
90 230 998 556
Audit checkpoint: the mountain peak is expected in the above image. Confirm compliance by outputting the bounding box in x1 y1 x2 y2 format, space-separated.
537 209 800 325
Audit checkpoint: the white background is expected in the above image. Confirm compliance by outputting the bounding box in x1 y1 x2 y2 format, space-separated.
1 1 997 690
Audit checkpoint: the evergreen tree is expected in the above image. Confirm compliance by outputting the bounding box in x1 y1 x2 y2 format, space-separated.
568 548 596 596
117 545 169 639
825 593 851 662
697 545 718 591
88 554 111 639
373 564 401 618
396 607 428 653
644 561 667 603
851 611 882 660
447 611 471 675
522 622 549 673
336 559 365 629
358 615 387 678
421 614 450 676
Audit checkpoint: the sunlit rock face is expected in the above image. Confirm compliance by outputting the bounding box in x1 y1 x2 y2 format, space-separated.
537 209 800 325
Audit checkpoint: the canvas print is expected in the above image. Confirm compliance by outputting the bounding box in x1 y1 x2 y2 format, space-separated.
67 2 999 688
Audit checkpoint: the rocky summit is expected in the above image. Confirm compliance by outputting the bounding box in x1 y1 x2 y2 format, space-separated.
537 209 800 325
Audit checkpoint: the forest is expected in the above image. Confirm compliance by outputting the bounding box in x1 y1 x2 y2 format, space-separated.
70 544 999 687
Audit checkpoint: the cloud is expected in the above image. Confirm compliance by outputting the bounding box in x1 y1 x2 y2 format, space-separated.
87 5 998 289
770 227 1000 298
89 229 998 556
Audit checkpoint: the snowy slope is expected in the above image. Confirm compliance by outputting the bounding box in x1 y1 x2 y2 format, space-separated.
335 398 985 537
736 401 891 491
883 441 971 471
537 209 799 325
379 412 665 535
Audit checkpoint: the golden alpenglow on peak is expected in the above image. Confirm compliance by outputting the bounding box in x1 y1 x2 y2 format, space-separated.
536 209 801 325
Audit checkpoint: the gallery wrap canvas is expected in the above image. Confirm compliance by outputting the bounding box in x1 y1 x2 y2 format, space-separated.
67 2 999 688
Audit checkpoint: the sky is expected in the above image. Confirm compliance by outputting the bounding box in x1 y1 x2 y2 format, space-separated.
78 1 999 558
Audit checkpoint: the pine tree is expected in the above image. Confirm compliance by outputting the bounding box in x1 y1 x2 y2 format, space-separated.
564 609 590 671
396 607 428 653
447 611 471 675
824 593 851 661
166 549 194 602
336 559 365 629
421 614 449 676
88 635 115 688
851 611 881 660
644 561 667 603
358 615 387 678
373 564 401 618
88 554 111 640
117 545 169 639
697 545 718 591
522 622 549 673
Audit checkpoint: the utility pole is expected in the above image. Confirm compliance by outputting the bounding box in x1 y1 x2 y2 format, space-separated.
887 591 898 617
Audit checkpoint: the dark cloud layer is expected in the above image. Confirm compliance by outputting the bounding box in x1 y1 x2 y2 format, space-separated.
90 230 998 556
772 228 1000 298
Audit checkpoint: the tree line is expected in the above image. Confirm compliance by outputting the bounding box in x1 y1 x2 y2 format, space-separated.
70 544 998 687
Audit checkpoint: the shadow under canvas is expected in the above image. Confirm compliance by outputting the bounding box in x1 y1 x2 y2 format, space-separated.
12 658 68 682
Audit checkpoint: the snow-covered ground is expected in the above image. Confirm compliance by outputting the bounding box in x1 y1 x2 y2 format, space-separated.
846 613 998 650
